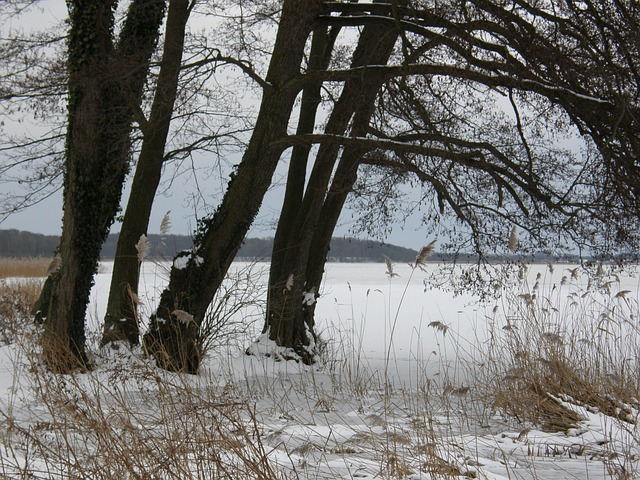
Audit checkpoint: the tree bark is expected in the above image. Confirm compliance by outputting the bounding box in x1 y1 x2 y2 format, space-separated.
41 0 166 372
102 0 189 347
261 12 398 363
303 144 369 326
143 0 325 373
265 25 336 361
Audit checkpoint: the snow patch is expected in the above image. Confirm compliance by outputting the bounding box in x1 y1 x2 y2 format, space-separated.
245 332 300 361
302 291 316 306
173 251 204 270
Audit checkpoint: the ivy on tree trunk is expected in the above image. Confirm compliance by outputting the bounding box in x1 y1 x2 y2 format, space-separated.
40 0 166 372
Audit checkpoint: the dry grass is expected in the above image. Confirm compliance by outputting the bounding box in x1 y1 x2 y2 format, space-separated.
0 291 468 480
472 263 640 432
1 368 284 479
2 260 637 479
0 257 52 279
0 278 43 345
0 333 470 480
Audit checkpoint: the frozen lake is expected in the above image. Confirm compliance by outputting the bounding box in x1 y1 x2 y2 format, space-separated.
88 260 640 385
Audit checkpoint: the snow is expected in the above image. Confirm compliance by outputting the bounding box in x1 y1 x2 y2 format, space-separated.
302 291 316 306
1 261 639 479
173 251 204 270
245 331 300 361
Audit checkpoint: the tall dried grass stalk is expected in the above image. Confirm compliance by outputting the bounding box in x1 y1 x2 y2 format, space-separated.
46 255 62 276
135 234 150 262
508 226 518 252
0 357 284 479
415 240 436 267
284 273 294 291
0 278 43 344
384 255 399 278
160 211 171 235
472 263 640 432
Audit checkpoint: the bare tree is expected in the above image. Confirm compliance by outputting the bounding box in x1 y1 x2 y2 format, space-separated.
142 0 325 373
140 0 639 372
102 0 275 347
102 0 191 347
263 10 400 362
41 0 167 371
254 0 640 363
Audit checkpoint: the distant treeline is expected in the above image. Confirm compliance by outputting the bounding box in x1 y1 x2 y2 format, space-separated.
1 229 595 263
0 229 419 263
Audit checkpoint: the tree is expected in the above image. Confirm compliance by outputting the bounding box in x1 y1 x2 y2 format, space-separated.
142 0 326 372
41 0 167 371
141 0 639 372
102 0 190 347
254 0 640 362
262 9 400 362
101 0 262 347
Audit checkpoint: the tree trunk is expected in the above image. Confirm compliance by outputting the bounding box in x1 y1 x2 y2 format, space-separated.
265 26 336 363
261 15 398 363
41 0 166 372
262 53 366 360
303 146 367 327
103 0 189 347
143 0 325 373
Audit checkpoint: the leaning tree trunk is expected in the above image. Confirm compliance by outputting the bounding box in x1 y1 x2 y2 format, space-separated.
102 0 189 347
41 0 166 372
262 14 398 363
302 145 367 329
143 0 325 373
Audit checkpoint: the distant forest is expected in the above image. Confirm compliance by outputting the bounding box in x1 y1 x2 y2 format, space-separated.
0 229 420 263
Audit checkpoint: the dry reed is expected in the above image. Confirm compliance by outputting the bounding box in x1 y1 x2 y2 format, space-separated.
0 278 43 344
471 263 640 432
0 257 52 279
2 259 636 479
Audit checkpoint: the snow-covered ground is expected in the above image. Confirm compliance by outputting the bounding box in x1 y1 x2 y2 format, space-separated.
1 261 639 479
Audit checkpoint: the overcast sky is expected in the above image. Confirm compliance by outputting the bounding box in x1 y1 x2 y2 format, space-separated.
0 1 435 251
0 165 431 251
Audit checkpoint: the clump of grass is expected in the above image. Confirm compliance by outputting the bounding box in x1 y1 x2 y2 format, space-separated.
0 278 43 344
1 329 468 480
0 257 52 279
1 349 285 480
474 263 640 432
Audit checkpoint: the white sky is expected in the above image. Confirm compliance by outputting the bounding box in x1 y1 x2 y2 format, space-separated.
0 0 432 250
0 159 430 250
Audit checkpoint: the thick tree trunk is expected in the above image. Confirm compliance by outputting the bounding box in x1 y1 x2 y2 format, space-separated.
143 0 325 373
40 0 166 372
262 56 365 360
103 0 189 346
262 15 398 362
265 26 336 363
269 26 331 294
45 73 132 371
42 0 122 371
